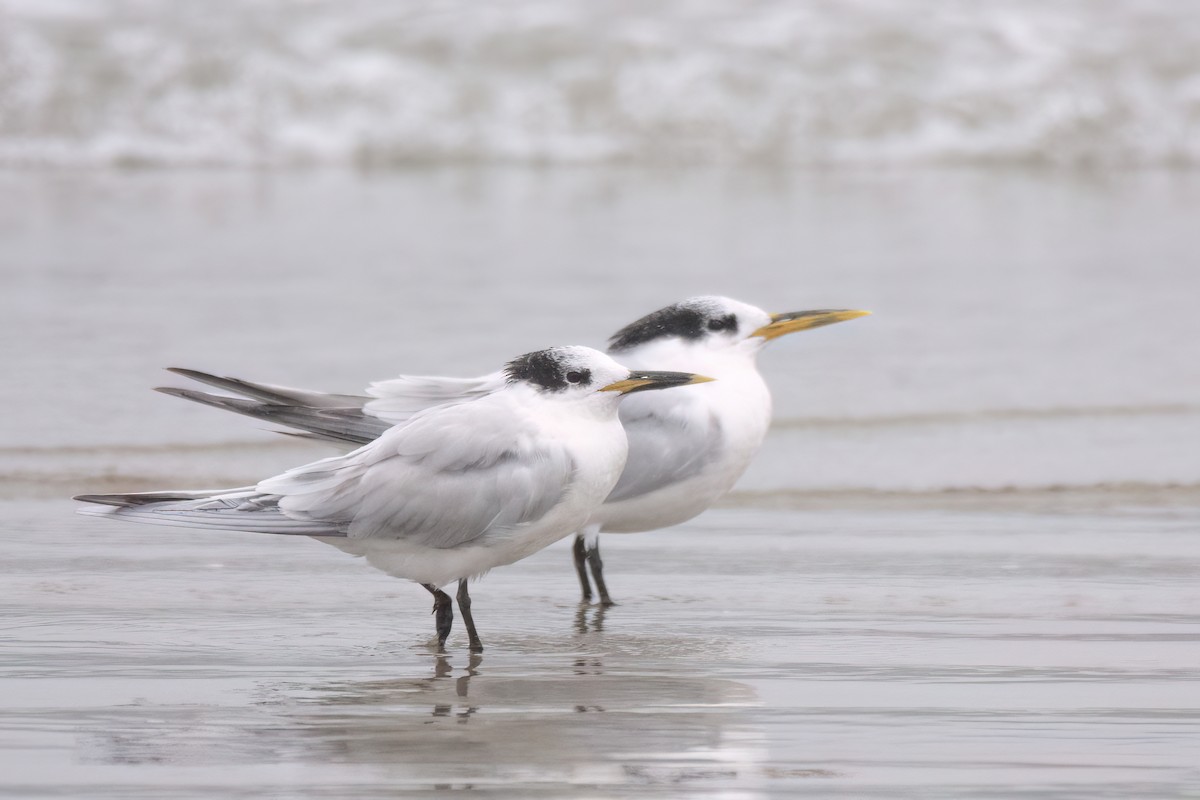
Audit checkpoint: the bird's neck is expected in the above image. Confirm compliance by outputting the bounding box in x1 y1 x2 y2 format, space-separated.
616 340 762 380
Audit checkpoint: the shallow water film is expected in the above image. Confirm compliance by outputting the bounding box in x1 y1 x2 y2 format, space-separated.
4 503 1198 799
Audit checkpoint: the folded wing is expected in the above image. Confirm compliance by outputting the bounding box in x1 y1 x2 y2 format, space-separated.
604 397 723 504
260 397 577 548
78 397 577 548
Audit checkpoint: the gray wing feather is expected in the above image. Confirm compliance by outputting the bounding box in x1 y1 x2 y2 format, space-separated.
161 369 505 445
80 395 571 545
74 488 345 536
165 368 369 408
364 373 506 426
604 400 723 504
259 399 575 549
155 387 391 445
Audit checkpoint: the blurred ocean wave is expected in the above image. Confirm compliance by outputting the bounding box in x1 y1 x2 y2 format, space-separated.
2 0 1199 168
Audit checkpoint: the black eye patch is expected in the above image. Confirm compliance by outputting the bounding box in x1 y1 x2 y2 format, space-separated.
706 314 737 332
505 351 593 392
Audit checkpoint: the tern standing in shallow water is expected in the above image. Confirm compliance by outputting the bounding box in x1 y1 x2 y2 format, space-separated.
160 297 868 605
75 347 711 652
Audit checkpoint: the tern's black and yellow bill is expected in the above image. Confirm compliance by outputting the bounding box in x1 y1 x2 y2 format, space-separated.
600 371 715 395
751 309 871 340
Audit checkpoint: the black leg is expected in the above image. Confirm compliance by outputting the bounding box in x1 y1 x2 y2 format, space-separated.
573 535 593 602
586 539 616 607
457 579 484 653
423 583 454 648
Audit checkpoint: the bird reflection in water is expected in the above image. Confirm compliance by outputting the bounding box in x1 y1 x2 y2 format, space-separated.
428 651 482 723
572 610 608 711
574 601 609 636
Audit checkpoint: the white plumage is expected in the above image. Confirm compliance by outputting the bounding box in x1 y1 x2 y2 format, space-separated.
158 296 868 604
76 346 710 650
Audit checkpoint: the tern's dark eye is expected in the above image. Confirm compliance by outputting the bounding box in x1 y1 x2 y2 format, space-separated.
565 370 586 385
707 314 737 332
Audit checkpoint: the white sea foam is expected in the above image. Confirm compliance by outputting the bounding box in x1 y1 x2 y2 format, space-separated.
2 0 1198 168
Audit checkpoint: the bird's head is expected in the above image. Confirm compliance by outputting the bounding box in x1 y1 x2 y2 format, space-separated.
504 346 712 404
607 296 870 361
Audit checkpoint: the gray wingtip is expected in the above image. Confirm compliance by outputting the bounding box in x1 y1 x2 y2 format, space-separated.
73 494 127 507
165 367 207 379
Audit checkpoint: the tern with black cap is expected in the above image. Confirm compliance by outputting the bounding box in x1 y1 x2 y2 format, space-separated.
75 346 711 652
158 297 869 605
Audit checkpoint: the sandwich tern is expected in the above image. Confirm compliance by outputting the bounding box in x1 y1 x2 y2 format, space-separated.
75 346 711 651
159 297 868 605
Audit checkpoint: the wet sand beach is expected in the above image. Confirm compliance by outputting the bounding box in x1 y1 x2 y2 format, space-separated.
3 500 1198 798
